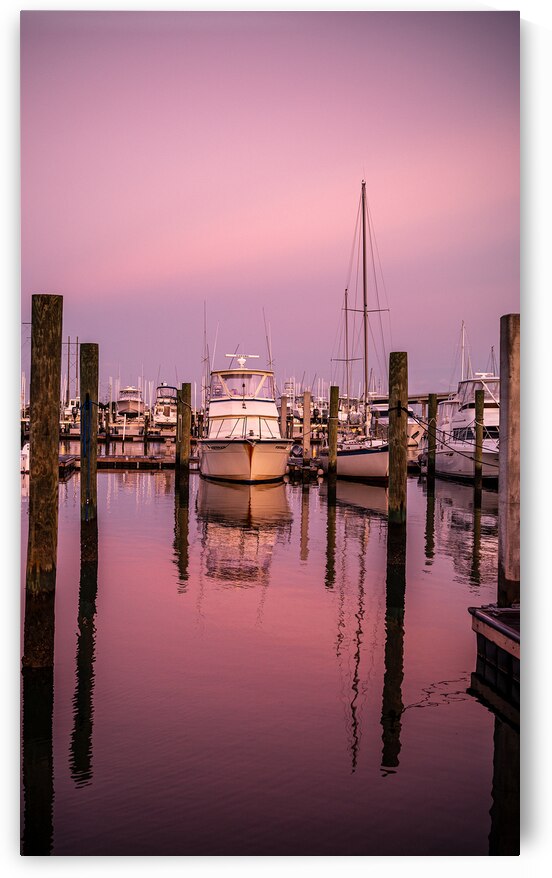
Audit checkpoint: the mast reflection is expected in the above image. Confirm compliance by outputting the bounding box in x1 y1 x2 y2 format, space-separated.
69 518 99 787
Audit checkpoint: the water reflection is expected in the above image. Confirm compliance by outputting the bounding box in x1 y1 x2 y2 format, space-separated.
69 518 99 787
432 481 498 588
174 472 190 590
380 522 406 776
468 677 520 855
21 580 56 854
196 480 292 587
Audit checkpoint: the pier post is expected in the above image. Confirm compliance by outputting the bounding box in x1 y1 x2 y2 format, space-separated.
26 294 63 595
176 382 191 501
427 393 437 485
498 314 520 607
474 388 484 494
302 391 312 462
280 394 288 439
328 385 339 480
388 352 408 524
80 344 99 523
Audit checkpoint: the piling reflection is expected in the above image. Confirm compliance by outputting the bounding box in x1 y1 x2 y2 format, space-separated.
424 482 435 565
300 484 310 562
173 471 190 590
69 518 99 787
468 677 520 855
380 522 406 775
21 585 56 854
197 480 292 587
325 486 336 590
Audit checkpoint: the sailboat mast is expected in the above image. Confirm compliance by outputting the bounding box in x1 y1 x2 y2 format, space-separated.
461 320 465 382
344 287 350 418
361 180 369 435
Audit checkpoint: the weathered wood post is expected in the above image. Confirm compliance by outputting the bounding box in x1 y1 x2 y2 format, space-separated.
176 387 183 471
427 393 438 485
328 385 339 478
280 394 288 439
26 294 63 595
22 294 61 855
474 388 484 493
388 352 408 524
182 383 192 471
80 344 99 523
302 391 312 461
498 314 520 607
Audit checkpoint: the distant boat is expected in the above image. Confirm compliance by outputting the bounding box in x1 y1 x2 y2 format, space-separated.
21 442 30 473
370 402 424 447
319 180 389 481
117 385 143 419
198 353 292 483
152 382 178 427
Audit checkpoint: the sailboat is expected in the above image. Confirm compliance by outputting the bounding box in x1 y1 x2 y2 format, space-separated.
320 180 389 481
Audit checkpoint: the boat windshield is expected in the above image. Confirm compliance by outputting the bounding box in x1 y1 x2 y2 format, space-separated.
156 385 177 401
457 378 500 408
210 372 275 400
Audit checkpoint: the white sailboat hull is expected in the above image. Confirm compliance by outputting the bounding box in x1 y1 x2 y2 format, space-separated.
198 438 292 483
319 442 389 481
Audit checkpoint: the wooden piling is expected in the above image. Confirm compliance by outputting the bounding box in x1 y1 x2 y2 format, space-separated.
280 394 288 439
80 344 99 522
498 313 520 607
427 393 437 484
328 385 339 478
388 352 408 524
26 294 63 595
176 383 192 483
474 388 484 493
302 391 312 461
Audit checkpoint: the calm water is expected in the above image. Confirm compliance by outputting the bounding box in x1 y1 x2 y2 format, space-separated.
21 470 516 855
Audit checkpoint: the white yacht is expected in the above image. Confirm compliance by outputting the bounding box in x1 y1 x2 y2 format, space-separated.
198 355 292 483
117 386 143 418
433 373 500 482
152 383 178 427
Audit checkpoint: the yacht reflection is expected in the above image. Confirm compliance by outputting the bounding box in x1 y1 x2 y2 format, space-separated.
197 480 292 587
433 481 498 588
69 519 99 787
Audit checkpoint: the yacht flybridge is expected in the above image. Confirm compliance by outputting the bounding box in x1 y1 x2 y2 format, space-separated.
198 354 292 483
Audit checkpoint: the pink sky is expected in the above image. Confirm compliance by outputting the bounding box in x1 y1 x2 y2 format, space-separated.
20 11 519 398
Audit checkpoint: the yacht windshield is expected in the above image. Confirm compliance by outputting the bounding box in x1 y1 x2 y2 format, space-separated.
210 372 275 399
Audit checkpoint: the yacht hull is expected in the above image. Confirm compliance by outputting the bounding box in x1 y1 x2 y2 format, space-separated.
435 444 499 482
198 438 292 483
320 443 389 481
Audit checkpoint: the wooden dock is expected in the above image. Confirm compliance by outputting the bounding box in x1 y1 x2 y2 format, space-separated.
72 455 200 470
468 605 519 709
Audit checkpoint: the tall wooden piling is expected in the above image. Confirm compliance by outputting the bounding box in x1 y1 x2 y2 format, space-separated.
498 314 520 607
474 388 484 494
302 391 312 461
388 352 408 524
176 382 192 495
328 385 339 479
427 393 438 484
26 294 63 595
280 394 288 439
80 344 99 523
